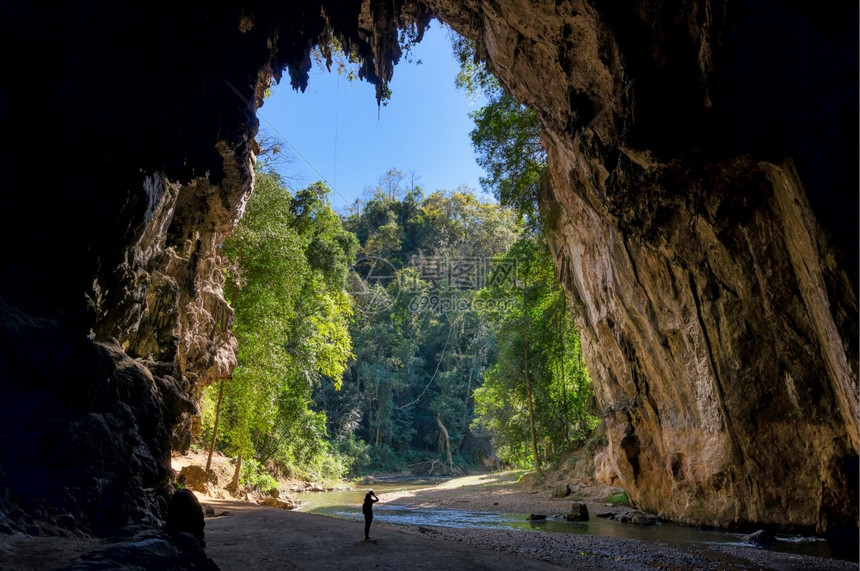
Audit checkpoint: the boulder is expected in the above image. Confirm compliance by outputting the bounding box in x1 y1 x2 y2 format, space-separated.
629 513 657 525
743 529 777 546
614 510 657 525
65 527 218 570
164 489 205 547
179 465 218 495
261 497 297 510
552 484 572 498
526 514 547 521
567 502 589 522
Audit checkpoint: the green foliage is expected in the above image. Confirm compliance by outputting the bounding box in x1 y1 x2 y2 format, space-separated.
472 234 596 468
311 37 362 82
336 434 372 476
320 186 519 473
450 35 500 100
202 155 595 482
470 94 545 225
240 458 279 492
606 491 630 506
201 167 358 482
450 30 596 469
451 32 546 227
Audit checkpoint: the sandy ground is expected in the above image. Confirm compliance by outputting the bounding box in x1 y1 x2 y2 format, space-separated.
204 498 558 570
1 497 853 571
201 472 856 571
1 465 855 570
381 471 622 518
202 495 856 571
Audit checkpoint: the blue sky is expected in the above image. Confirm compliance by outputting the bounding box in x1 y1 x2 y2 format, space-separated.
256 21 489 211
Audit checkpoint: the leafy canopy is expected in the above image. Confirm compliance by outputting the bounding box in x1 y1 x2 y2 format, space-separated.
207 168 357 481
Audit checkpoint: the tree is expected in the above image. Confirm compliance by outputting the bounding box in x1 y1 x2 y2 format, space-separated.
472 234 595 468
322 183 518 473
203 169 357 483
470 94 545 225
452 35 546 227
453 31 596 468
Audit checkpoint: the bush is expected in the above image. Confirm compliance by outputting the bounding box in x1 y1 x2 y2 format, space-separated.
606 490 629 506
241 458 279 492
336 435 371 476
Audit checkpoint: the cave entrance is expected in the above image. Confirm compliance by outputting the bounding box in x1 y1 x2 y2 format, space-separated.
202 20 599 485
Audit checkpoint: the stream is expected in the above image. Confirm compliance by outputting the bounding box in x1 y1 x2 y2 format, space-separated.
295 478 853 562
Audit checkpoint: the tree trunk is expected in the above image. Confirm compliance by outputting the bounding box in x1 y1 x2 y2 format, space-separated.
436 414 453 472
561 363 569 442
523 265 540 472
524 333 541 472
560 319 569 442
463 367 472 428
228 453 242 491
206 377 226 472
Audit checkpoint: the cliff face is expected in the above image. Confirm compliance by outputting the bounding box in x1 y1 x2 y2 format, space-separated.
431 0 857 532
0 0 855 537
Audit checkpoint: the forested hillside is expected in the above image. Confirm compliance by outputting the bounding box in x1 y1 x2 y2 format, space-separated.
197 160 595 483
316 168 596 474
322 173 518 473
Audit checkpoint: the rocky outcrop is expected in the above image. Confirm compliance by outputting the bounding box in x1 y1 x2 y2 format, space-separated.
567 502 589 522
260 497 298 511
165 488 206 547
61 526 218 570
179 466 220 496
0 0 855 539
0 300 193 535
101 148 249 449
431 0 857 532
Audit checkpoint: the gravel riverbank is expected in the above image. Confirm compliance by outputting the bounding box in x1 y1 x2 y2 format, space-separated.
401 524 856 570
375 472 857 570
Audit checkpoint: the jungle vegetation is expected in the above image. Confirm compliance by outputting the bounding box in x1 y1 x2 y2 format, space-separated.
196 33 596 485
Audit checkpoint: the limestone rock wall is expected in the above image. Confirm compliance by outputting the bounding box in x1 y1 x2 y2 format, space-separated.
431 0 857 531
93 143 252 449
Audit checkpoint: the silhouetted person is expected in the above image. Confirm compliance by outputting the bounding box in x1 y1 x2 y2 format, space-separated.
362 490 379 540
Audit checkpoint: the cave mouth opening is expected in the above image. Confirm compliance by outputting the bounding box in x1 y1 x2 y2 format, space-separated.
208 18 601 488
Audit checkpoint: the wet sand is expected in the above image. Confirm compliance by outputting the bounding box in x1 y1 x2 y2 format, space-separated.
203 497 855 570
